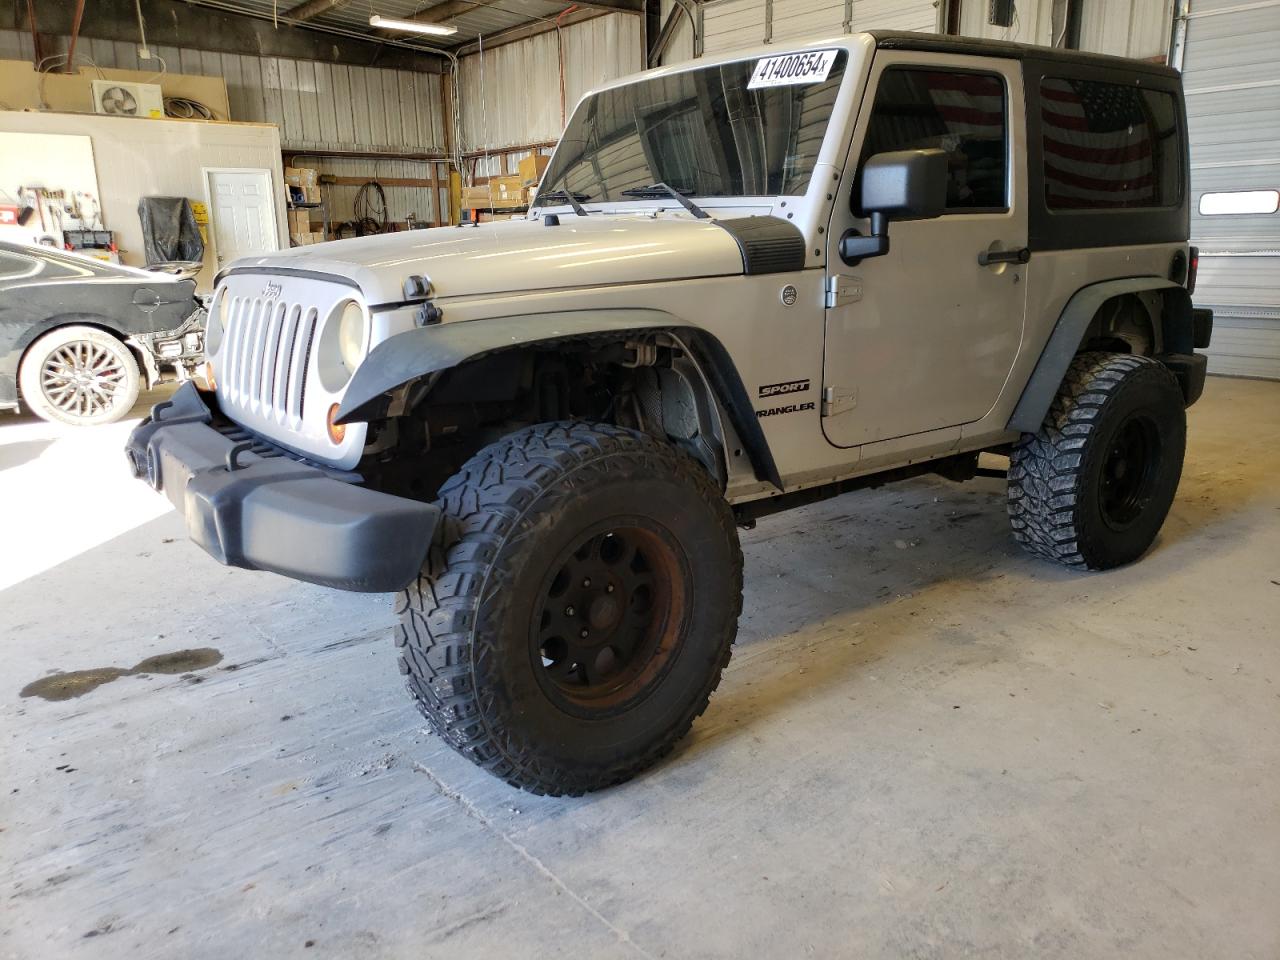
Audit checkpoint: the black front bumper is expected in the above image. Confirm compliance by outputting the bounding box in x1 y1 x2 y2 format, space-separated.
125 382 438 592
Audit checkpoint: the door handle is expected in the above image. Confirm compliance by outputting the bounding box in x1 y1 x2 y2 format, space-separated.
978 247 1030 266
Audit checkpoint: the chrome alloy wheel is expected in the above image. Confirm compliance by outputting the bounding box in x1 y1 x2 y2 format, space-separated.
40 341 128 419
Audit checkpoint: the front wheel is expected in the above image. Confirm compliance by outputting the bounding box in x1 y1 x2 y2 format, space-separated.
1008 352 1186 570
18 325 141 426
397 421 743 796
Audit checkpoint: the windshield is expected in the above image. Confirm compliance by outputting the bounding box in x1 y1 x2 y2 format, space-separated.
539 50 848 203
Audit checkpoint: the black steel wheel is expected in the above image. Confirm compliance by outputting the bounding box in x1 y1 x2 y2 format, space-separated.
1009 352 1186 570
534 524 689 714
1098 413 1162 531
397 421 742 796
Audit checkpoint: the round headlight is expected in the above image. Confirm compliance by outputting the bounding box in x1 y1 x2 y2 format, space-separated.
337 301 367 370
205 289 229 356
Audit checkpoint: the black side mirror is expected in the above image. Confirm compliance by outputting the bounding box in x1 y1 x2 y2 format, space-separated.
839 148 948 266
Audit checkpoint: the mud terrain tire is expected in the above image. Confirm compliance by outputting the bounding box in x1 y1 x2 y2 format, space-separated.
1008 351 1186 570
397 421 743 796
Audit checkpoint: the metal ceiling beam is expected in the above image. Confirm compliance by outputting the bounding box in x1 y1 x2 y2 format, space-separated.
407 0 642 24
407 0 505 25
282 0 356 22
561 0 644 13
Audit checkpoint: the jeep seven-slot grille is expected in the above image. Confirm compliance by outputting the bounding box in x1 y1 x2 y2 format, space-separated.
220 295 318 426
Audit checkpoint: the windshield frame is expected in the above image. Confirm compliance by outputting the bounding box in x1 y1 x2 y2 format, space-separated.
532 41 863 213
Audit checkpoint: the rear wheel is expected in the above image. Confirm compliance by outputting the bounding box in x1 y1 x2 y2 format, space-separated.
19 325 140 426
397 421 742 796
1008 351 1186 570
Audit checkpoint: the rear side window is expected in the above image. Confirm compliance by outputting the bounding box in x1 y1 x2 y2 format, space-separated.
1041 78 1181 210
0 250 43 281
862 68 1008 212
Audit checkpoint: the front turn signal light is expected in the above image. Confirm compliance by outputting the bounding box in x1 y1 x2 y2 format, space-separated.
204 361 216 391
327 403 346 444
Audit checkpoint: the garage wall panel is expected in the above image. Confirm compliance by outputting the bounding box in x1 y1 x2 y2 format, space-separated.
1077 0 1173 59
1181 0 1280 378
658 0 697 64
699 0 936 58
458 14 643 153
0 29 445 155
958 0 1054 45
703 0 766 54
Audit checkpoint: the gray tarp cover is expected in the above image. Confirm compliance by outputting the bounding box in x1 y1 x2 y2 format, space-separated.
137 197 205 265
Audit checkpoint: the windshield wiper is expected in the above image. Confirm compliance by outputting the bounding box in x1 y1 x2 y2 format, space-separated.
538 186 591 217
619 183 710 220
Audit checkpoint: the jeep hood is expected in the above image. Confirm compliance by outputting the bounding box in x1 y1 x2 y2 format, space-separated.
224 215 758 305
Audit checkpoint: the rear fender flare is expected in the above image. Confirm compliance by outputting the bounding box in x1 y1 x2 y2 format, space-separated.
334 308 782 489
1008 277 1190 434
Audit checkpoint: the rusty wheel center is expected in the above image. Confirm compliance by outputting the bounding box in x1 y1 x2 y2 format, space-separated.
534 525 687 710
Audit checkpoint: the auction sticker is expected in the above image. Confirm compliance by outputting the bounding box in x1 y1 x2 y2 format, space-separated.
747 49 838 89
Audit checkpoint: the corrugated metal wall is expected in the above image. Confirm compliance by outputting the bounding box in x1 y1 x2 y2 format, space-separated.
958 0 1055 44
0 29 446 156
658 0 697 64
1181 0 1280 379
1078 0 1175 59
457 14 644 154
700 0 937 55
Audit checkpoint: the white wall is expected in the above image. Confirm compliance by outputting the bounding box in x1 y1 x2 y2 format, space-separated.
0 110 287 292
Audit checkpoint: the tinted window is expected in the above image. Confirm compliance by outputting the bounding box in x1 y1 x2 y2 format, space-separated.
540 52 847 201
862 69 1008 211
1041 78 1181 210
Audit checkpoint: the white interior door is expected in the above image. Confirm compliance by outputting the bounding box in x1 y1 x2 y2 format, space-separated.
205 169 278 269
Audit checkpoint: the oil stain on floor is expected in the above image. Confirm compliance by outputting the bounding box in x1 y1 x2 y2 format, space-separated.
20 648 223 702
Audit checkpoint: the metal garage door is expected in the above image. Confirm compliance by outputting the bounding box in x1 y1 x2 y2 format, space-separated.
1180 0 1280 379
702 0 938 55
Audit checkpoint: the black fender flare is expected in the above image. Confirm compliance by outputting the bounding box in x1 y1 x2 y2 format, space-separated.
334 308 782 489
1007 277 1192 434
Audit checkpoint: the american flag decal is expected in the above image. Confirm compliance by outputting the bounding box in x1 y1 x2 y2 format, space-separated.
1041 78 1172 210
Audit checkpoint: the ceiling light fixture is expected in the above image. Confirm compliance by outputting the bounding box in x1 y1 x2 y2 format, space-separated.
369 14 458 36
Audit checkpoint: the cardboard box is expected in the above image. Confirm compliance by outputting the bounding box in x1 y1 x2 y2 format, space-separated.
461 186 491 208
284 166 318 187
462 176 529 210
309 231 327 244
287 208 312 234
489 175 524 207
302 185 322 204
518 153 551 187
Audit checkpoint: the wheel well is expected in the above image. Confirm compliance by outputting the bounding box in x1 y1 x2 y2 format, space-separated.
1079 293 1160 357
357 335 743 503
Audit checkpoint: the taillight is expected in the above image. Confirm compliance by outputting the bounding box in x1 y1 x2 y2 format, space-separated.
1187 245 1199 296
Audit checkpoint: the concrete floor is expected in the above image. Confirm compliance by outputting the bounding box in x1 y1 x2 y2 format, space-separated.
2 376 1278 960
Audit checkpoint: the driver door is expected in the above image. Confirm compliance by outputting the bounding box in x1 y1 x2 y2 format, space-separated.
821 53 1027 448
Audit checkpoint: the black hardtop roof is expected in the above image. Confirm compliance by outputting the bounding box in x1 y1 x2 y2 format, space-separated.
866 30 1180 81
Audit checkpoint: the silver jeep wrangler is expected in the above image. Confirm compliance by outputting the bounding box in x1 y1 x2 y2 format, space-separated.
128 31 1211 795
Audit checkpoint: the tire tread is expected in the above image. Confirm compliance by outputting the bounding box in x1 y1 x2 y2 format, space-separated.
398 421 742 796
